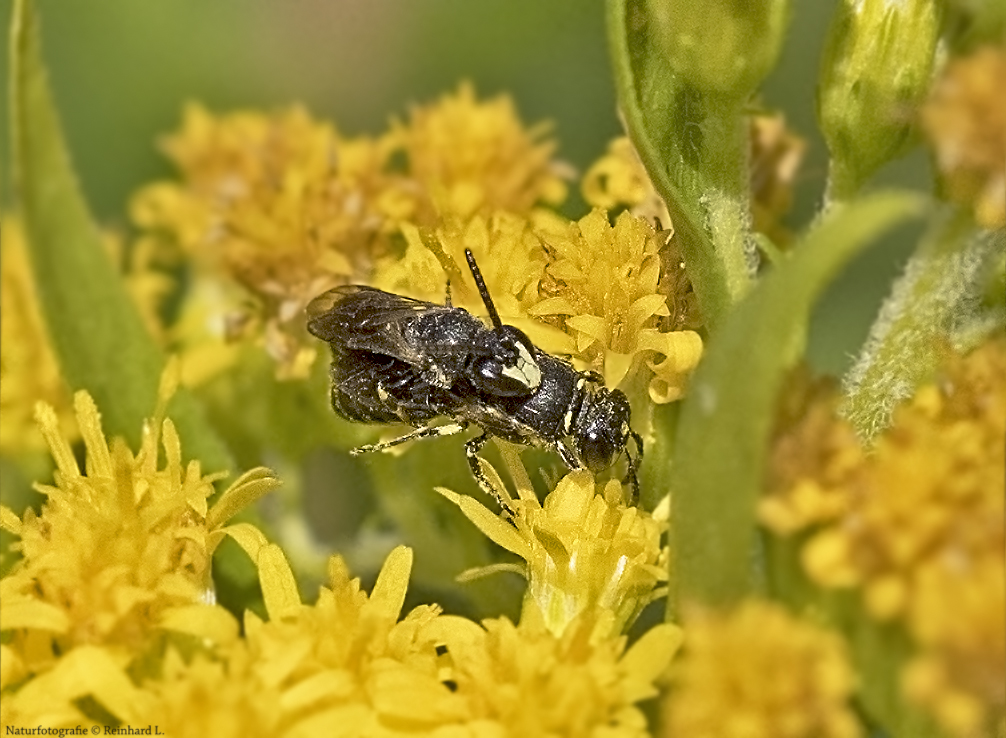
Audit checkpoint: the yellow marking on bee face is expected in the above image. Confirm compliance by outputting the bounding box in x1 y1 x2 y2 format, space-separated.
500 341 541 389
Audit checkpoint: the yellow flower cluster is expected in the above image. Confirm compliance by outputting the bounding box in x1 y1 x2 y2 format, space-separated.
131 85 571 376
1 383 679 735
433 609 680 737
137 543 679 737
392 82 568 221
132 88 703 400
0 218 77 454
583 123 806 253
582 137 670 228
532 210 702 399
921 46 1006 229
437 445 671 640
759 340 1006 737
661 601 861 738
0 371 279 726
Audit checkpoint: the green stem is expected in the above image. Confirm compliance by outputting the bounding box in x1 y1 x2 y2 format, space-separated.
841 210 1002 442
823 155 865 209
605 0 753 330
667 192 924 616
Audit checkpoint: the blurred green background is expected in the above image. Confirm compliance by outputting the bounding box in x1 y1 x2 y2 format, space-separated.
0 0 927 375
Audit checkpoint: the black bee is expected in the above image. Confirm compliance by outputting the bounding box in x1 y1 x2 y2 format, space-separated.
306 249 643 508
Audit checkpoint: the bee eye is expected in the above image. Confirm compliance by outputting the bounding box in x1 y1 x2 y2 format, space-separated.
578 431 617 472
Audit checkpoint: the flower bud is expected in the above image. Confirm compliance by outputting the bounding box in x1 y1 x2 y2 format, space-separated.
818 0 941 200
647 0 790 101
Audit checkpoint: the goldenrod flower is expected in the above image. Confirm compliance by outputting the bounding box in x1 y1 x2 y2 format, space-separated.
132 104 403 376
0 217 77 455
161 539 678 736
582 136 671 228
749 113 806 248
393 82 569 222
902 556 1004 738
661 601 861 738
377 214 544 312
531 209 703 401
0 369 279 714
759 372 866 535
760 340 1006 735
144 646 282 738
145 544 462 735
438 447 669 640
132 88 571 378
921 46 1006 229
428 610 681 737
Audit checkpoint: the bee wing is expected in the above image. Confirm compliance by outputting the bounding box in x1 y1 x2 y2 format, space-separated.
307 286 490 368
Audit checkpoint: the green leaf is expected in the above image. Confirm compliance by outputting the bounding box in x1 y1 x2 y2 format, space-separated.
10 0 231 471
606 0 787 328
667 191 925 613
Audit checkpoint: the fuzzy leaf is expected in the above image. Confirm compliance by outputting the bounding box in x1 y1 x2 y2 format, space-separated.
842 213 1004 441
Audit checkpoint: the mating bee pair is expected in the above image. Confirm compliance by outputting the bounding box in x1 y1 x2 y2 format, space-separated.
306 249 643 510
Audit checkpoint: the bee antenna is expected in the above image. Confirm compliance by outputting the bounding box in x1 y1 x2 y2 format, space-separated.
464 248 503 329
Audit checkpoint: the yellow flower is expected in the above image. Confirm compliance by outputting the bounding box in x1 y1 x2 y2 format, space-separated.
0 368 279 716
531 209 703 400
437 446 669 640
158 540 679 736
758 372 866 535
582 137 670 228
371 213 577 364
132 88 570 379
132 104 404 377
428 610 681 738
393 82 569 222
921 46 1006 229
760 340 1006 736
145 544 463 736
661 601 861 738
0 216 77 455
902 556 1004 738
144 645 282 738
749 112 806 249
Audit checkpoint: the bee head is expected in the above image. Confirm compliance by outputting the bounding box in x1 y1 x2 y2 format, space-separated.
574 388 632 473
471 326 541 397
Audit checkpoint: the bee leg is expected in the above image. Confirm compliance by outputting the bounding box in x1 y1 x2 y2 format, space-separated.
465 432 517 519
351 422 466 455
555 440 582 471
622 430 644 506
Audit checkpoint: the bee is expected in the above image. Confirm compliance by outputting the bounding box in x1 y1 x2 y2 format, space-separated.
306 250 643 508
